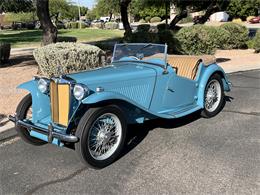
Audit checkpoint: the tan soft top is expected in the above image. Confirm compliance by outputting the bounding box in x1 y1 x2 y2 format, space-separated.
167 55 216 80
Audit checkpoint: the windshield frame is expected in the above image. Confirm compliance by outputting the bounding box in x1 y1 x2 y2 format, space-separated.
111 43 168 69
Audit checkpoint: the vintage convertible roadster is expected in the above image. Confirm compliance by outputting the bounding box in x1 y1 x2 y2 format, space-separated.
9 43 231 168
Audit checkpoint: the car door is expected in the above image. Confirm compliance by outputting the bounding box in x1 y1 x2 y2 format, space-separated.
162 70 197 109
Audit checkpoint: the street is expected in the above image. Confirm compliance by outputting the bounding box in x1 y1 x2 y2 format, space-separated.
0 69 259 195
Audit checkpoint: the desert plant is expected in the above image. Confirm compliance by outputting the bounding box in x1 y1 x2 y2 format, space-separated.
57 36 77 43
137 24 150 32
0 43 11 64
253 30 260 53
150 17 162 23
145 16 151 23
33 43 106 77
175 25 230 55
139 19 146 24
220 23 249 49
105 22 119 30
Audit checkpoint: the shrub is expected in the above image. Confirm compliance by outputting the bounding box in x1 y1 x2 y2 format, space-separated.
91 22 104 29
105 22 119 29
66 22 87 29
157 30 180 54
175 25 230 55
145 16 151 23
253 31 260 53
232 18 243 23
4 12 36 24
220 23 249 49
139 19 146 23
150 17 162 23
157 23 170 32
33 43 106 77
137 24 150 32
0 43 11 64
128 32 159 43
57 36 77 43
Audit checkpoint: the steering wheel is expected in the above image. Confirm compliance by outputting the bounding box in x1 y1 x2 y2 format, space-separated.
128 56 140 60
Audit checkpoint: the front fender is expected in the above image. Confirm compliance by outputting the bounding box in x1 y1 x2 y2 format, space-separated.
82 91 148 111
197 64 231 108
18 80 50 123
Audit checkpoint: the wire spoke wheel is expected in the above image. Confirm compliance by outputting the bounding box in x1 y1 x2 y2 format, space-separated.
88 113 122 161
205 79 221 112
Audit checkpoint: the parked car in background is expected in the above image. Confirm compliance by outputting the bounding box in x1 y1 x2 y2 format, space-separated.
249 16 260 24
9 43 231 169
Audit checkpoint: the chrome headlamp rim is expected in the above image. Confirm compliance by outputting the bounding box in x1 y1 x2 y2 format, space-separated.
38 78 50 94
73 84 90 101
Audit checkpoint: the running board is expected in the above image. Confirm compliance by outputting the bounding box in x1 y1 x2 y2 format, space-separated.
158 104 202 118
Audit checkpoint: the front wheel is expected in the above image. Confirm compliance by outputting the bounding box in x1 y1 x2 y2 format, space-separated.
201 74 225 118
75 105 127 168
15 94 46 145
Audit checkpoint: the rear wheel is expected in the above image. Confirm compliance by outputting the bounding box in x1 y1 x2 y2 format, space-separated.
201 74 225 118
75 105 127 168
15 94 46 145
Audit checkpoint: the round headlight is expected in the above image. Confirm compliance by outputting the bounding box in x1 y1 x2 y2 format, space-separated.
38 78 49 94
73 84 89 101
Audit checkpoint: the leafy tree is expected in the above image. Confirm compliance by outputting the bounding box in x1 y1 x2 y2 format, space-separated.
0 0 34 13
94 0 120 21
227 0 260 19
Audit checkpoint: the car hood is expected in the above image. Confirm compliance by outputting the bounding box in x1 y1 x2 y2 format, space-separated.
67 63 157 85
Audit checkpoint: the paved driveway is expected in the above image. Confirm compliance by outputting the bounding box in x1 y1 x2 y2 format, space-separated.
0 70 259 195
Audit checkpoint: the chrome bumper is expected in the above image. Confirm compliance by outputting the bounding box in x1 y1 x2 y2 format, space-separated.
9 115 78 143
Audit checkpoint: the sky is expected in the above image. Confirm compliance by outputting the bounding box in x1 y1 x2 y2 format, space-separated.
70 0 96 9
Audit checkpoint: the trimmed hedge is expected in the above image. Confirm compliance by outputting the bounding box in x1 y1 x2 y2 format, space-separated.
150 17 162 23
139 19 146 23
220 23 248 49
129 32 159 43
33 43 105 77
0 43 11 64
105 22 119 29
175 25 230 55
253 30 260 53
66 22 87 29
137 24 150 32
145 16 151 23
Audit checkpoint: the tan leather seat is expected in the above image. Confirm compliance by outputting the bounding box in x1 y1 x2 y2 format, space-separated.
168 55 216 80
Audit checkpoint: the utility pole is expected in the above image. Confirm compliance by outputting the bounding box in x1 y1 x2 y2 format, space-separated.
77 0 82 29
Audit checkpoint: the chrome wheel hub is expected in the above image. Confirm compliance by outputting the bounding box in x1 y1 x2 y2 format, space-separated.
88 113 122 161
205 79 221 112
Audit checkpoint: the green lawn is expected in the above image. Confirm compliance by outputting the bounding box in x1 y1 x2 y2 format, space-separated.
0 29 124 48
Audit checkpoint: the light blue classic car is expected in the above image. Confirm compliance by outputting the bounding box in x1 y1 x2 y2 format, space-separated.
9 43 231 168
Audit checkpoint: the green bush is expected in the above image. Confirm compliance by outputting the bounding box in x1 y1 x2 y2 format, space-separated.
4 12 36 24
145 16 151 23
0 43 11 64
91 22 104 29
67 22 87 29
105 22 119 29
253 31 260 53
157 30 180 54
57 36 77 43
139 19 146 23
178 16 193 24
33 43 106 77
157 23 170 32
175 25 230 55
150 17 162 23
137 24 150 32
220 23 249 49
129 32 159 43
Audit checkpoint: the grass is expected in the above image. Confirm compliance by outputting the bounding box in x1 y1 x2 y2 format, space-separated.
0 28 124 48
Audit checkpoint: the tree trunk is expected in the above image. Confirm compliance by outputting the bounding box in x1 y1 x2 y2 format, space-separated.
169 9 188 29
194 1 219 24
36 0 57 45
120 0 132 37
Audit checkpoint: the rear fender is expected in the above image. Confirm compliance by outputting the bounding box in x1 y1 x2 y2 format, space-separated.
197 64 231 108
17 80 51 123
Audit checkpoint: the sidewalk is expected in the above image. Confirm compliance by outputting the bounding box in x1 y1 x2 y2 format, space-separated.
0 48 260 133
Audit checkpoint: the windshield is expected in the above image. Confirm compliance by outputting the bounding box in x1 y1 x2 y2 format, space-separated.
112 43 167 65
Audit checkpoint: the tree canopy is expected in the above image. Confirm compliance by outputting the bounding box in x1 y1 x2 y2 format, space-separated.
0 0 34 13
